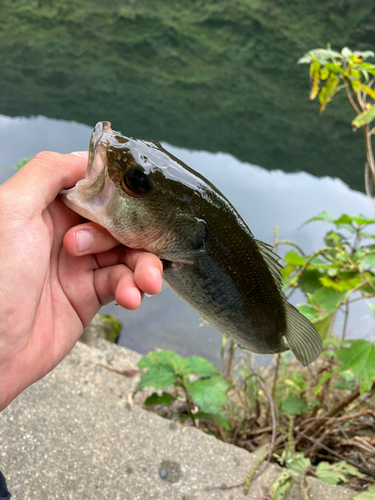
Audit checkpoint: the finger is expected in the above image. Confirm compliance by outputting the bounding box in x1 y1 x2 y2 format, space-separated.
80 244 163 296
93 264 142 310
3 151 89 214
123 249 163 296
63 222 121 256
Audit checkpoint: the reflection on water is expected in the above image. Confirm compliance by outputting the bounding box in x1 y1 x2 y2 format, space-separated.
1 1 375 192
1 115 374 363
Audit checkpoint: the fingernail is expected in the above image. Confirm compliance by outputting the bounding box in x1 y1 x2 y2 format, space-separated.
76 230 93 254
70 151 88 158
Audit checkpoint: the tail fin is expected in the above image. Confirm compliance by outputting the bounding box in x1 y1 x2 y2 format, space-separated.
284 303 322 366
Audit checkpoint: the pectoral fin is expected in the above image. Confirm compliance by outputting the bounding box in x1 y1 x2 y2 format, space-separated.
159 217 207 264
284 303 322 366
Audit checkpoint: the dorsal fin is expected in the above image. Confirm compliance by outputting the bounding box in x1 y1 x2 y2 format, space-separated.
254 239 284 293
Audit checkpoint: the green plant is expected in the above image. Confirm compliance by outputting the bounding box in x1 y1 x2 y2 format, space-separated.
134 350 231 429
276 212 375 395
298 47 375 202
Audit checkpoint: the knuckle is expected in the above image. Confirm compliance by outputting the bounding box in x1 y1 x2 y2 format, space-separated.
32 151 59 166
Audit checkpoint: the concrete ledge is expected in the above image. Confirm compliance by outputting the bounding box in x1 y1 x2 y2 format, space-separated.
0 341 357 499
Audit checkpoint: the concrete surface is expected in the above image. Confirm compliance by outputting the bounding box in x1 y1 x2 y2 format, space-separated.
0 340 357 500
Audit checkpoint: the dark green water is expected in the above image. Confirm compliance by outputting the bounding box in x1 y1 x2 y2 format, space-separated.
1 0 375 191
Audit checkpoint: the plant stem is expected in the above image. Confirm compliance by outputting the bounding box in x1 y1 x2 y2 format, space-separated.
342 300 350 341
226 340 235 379
344 80 360 114
271 354 281 400
243 449 269 495
181 382 197 427
300 466 312 500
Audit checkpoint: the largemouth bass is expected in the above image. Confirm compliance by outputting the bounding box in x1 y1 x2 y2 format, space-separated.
61 121 322 366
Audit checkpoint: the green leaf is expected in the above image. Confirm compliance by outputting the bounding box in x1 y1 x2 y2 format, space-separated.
284 250 306 266
325 62 343 73
194 411 230 430
362 253 375 268
138 350 188 374
297 53 312 64
333 214 354 225
309 60 320 100
315 371 333 395
351 214 375 225
354 484 375 500
282 275 298 290
356 51 375 60
186 378 230 414
313 312 334 340
319 274 362 293
309 288 346 315
316 461 364 486
284 452 311 474
145 392 174 406
304 49 341 62
336 340 375 393
296 304 318 322
299 269 325 293
301 211 334 227
320 67 329 81
281 264 295 279
280 396 307 415
319 73 340 113
316 462 345 485
183 356 219 377
268 471 292 500
334 370 356 391
136 368 178 391
352 106 375 128
341 47 352 58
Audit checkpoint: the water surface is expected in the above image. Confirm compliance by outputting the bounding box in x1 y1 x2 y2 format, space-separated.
1 115 373 363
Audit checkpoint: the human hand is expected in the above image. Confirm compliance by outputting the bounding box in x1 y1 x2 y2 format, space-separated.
0 151 163 410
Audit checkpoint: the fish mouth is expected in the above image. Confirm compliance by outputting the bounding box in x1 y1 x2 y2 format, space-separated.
85 121 113 188
60 121 116 222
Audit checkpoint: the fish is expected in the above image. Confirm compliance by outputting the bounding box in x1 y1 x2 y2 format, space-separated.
61 121 322 366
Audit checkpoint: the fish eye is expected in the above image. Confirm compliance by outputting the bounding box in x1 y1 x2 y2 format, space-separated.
121 167 150 197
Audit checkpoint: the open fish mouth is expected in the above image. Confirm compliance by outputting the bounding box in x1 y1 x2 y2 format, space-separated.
60 121 116 222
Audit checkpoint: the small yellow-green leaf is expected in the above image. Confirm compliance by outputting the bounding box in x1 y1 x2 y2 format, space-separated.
352 106 375 128
320 67 329 80
309 60 320 100
301 210 334 226
268 471 292 500
284 250 306 266
319 74 340 113
315 371 333 395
